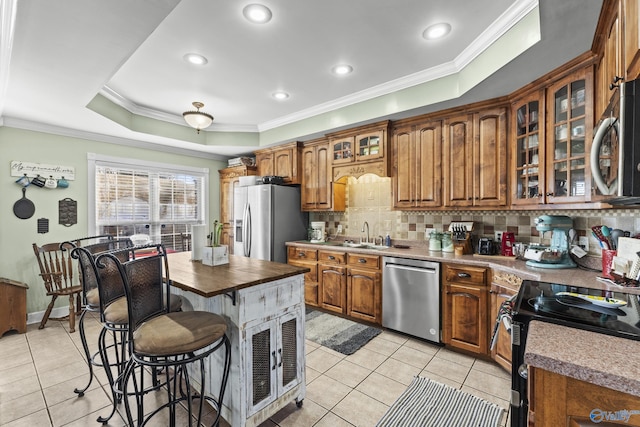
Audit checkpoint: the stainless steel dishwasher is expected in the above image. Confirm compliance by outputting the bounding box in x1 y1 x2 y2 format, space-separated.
382 257 440 343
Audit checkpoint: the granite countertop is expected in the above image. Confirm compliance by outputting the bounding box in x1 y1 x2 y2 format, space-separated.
525 320 640 397
167 251 309 298
286 240 640 294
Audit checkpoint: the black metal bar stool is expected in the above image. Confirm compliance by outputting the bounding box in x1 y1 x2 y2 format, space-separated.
63 235 129 397
97 244 230 427
70 238 183 424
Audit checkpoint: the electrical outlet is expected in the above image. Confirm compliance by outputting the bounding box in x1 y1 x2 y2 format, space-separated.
337 225 343 234
494 231 503 242
578 236 589 251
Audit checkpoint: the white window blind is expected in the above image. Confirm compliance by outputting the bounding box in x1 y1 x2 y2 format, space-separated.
89 154 208 251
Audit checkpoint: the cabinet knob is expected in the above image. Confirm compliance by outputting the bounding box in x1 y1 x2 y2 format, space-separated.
457 272 471 278
328 255 335 260
546 192 554 197
358 258 366 263
298 252 305 258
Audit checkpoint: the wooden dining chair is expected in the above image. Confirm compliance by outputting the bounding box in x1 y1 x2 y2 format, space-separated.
32 242 83 332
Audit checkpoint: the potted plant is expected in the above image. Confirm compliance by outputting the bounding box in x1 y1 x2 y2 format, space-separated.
203 220 229 266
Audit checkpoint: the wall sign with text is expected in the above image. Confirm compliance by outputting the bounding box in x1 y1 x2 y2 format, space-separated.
10 161 75 180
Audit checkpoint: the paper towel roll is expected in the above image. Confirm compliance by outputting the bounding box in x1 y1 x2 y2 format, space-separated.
191 224 207 261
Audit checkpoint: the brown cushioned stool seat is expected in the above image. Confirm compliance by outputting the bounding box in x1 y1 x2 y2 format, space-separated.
134 311 226 356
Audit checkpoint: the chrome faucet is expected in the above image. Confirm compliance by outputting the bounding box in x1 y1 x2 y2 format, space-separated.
361 221 370 244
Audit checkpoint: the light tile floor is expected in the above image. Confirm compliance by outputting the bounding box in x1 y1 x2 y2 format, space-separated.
0 313 511 426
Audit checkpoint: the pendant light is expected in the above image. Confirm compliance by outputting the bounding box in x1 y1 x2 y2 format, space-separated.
183 102 213 133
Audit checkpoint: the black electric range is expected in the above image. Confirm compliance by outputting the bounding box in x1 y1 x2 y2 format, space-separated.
510 280 640 427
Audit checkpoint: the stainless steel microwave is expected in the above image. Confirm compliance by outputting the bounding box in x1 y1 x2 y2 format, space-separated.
591 77 640 204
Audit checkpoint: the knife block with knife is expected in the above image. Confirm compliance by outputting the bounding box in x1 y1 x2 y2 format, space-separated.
449 221 474 255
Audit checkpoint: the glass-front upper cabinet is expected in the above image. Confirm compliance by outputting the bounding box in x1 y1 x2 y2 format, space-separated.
331 137 354 164
512 90 545 206
355 131 384 162
546 67 593 203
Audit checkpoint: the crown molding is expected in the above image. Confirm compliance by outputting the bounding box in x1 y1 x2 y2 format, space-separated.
100 86 259 133
1 116 230 160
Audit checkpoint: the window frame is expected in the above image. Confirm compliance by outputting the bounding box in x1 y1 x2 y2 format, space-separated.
88 153 209 245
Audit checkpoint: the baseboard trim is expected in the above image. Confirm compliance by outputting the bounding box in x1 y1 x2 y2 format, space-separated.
27 306 72 326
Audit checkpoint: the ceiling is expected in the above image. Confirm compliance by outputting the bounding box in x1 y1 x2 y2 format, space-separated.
0 0 603 159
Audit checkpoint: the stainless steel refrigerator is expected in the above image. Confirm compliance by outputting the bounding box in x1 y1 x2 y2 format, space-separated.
233 184 308 263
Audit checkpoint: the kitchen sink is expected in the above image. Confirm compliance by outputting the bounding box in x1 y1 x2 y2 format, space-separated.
364 245 390 250
301 241 390 250
341 242 367 248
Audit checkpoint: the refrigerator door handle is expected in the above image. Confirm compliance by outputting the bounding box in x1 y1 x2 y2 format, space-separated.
243 202 251 257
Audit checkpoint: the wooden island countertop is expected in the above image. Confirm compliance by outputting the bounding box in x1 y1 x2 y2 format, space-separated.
167 251 309 298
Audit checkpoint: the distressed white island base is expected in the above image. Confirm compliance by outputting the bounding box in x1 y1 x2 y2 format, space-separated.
167 252 307 427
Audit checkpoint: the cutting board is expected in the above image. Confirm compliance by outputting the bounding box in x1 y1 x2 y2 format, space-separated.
613 237 640 277
616 237 640 261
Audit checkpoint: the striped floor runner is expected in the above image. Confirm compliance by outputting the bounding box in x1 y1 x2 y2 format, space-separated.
376 377 504 427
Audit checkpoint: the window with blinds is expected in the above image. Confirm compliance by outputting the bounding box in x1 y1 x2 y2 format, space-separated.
90 156 207 252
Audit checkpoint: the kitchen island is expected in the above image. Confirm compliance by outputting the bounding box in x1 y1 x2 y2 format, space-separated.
167 252 309 427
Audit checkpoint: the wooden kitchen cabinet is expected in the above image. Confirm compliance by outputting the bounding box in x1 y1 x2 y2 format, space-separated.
442 264 489 355
545 67 594 204
287 247 319 306
346 252 381 325
219 165 257 252
328 120 390 181
509 61 595 207
443 107 507 208
511 90 546 206
531 367 640 426
254 141 302 184
318 250 347 314
392 120 442 208
301 138 345 211
489 271 522 372
288 244 381 324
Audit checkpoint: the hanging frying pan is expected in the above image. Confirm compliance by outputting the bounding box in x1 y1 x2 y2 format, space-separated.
13 187 35 219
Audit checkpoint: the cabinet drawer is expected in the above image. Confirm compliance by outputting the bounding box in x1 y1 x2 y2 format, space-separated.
444 264 487 285
347 253 380 270
288 247 317 261
318 250 347 265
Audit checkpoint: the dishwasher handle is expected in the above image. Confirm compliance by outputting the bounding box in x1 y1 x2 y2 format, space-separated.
384 262 438 274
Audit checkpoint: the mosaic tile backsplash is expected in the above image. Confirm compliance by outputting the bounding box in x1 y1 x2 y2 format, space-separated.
309 175 640 257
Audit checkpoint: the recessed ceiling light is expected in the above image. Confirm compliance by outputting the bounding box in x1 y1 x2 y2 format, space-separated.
332 64 353 76
422 23 451 40
272 91 290 100
183 53 208 65
243 4 272 24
